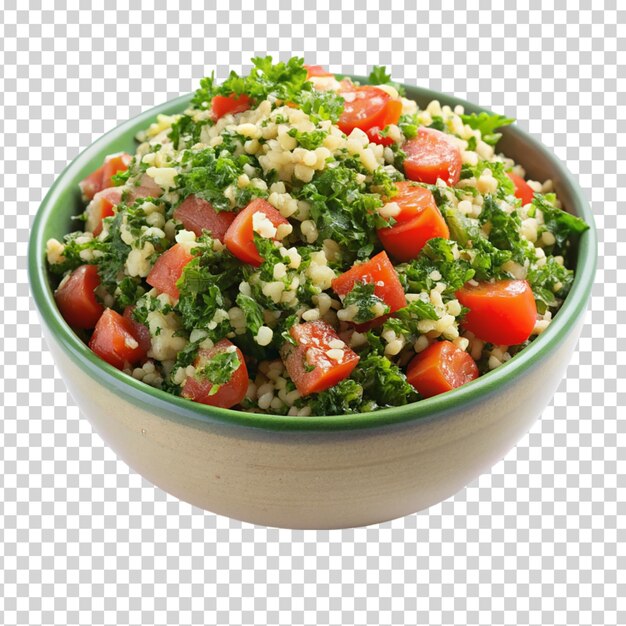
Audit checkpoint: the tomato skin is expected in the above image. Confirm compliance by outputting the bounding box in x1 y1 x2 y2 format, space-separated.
507 172 535 206
281 321 360 397
305 64 334 79
88 186 123 236
173 194 236 242
181 339 249 409
55 265 104 329
377 182 449 262
123 306 152 355
146 243 195 300
125 172 164 202
456 279 537 346
332 251 407 319
407 341 479 398
211 94 251 120
337 86 391 135
366 99 403 146
224 198 290 266
89 308 147 370
79 152 131 201
403 127 462 186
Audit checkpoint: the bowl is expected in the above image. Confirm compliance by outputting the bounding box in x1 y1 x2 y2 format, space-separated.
28 81 597 529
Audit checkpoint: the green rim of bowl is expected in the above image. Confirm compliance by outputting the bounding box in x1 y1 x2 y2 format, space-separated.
28 80 597 432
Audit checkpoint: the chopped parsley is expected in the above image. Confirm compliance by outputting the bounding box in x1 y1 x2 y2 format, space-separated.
459 111 515 146
342 281 390 323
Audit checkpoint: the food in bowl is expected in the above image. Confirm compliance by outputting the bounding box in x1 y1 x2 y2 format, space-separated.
45 57 589 416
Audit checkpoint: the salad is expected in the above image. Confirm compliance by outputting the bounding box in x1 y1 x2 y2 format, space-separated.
46 57 589 416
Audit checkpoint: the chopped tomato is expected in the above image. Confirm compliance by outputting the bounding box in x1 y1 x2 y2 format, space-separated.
126 173 164 203
146 243 194 300
507 172 535 206
331 251 407 321
403 127 462 186
78 152 132 201
456 279 537 346
54 264 104 329
407 341 479 398
181 339 249 409
377 182 449 262
366 99 403 146
281 321 360 396
305 64 334 79
337 86 391 135
89 308 147 370
100 153 132 190
211 94 251 120
88 187 123 236
123 306 152 355
173 194 236 242
223 198 290 266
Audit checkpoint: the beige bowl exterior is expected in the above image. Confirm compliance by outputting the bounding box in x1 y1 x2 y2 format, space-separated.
42 315 583 529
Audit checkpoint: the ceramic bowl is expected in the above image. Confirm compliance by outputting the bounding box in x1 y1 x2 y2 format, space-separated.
28 81 597 529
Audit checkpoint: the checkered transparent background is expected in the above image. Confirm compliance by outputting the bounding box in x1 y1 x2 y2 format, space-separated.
1 2 623 625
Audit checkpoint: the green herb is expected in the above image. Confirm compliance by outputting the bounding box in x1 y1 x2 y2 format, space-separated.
368 66 392 85
236 293 264 336
310 379 364 415
342 281 390 323
400 238 475 297
367 65 406 96
459 111 515 146
296 89 345 124
479 194 532 264
527 256 575 314
195 348 241 395
429 115 445 132
351 353 419 407
114 276 144 310
175 239 241 334
177 147 262 211
533 193 589 255
398 113 419 139
287 128 329 150
297 164 386 263
111 167 132 187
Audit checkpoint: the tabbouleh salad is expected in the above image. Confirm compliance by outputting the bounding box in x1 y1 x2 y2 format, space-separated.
46 57 589 416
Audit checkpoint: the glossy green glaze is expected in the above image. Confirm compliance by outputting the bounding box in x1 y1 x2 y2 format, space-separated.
28 82 597 432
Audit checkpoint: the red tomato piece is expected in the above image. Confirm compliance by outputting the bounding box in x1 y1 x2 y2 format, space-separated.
377 182 450 262
146 243 195 300
281 321 360 397
456 279 537 346
88 186 123 236
78 152 132 201
211 94 251 120
337 86 391 135
79 168 104 203
123 306 152 355
181 339 249 409
305 64 334 79
173 195 236 242
223 198 290 266
331 251 407 320
403 127 462 186
100 153 132 190
507 172 535 206
366 99 403 146
406 340 479 398
54 264 104 329
125 173 164 203
89 308 147 370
